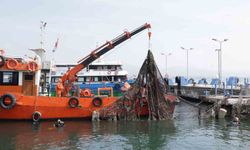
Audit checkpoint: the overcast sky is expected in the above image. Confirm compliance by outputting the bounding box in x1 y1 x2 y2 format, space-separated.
1 0 250 79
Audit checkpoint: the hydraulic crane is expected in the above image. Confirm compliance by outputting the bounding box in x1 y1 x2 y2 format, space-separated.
61 23 151 96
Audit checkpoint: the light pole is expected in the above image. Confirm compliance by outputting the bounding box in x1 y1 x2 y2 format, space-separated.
212 38 228 85
181 47 193 80
161 52 172 76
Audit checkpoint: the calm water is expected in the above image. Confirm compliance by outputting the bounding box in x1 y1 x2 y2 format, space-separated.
1 102 250 150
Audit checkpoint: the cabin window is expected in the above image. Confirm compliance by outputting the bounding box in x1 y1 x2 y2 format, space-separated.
86 77 91 82
55 78 60 83
3 72 13 83
94 77 98 82
89 65 97 70
103 76 109 82
115 66 121 70
120 76 127 81
114 76 126 82
78 77 84 82
114 76 117 82
103 66 108 70
107 76 112 81
111 66 115 70
51 77 60 83
97 66 102 70
51 77 55 83
0 71 19 85
24 74 33 81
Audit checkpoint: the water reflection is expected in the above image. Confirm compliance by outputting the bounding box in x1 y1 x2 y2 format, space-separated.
0 102 250 149
0 120 176 150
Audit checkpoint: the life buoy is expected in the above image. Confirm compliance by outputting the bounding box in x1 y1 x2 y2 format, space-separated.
68 97 79 108
6 58 18 70
83 89 91 97
0 55 5 68
28 61 38 72
0 94 16 109
92 97 103 107
107 70 111 75
32 111 42 122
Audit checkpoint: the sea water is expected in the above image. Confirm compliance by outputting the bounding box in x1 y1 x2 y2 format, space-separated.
0 102 250 150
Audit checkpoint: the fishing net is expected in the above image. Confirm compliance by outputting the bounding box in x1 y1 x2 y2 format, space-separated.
99 50 175 120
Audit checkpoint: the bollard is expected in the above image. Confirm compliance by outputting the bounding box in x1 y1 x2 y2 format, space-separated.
218 108 227 118
92 111 100 121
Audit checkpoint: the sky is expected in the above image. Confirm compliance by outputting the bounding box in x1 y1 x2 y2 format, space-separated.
1 0 250 79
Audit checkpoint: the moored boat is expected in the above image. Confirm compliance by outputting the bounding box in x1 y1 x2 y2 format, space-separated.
0 55 117 121
0 23 151 121
49 60 129 97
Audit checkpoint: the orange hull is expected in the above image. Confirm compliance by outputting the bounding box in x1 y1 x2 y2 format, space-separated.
0 93 117 120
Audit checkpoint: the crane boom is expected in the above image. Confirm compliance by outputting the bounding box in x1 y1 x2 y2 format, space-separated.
61 23 151 96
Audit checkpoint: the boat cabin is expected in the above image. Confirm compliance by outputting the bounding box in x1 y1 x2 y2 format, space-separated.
51 60 128 84
0 56 40 96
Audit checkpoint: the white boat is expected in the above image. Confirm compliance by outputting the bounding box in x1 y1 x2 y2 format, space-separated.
51 60 128 84
48 60 131 96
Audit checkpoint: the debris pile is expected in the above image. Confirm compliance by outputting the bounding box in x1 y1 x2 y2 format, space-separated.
99 50 175 120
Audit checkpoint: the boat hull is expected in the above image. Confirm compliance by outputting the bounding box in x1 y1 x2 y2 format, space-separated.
0 93 117 120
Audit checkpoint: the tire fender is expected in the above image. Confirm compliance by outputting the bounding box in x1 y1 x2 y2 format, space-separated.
0 93 16 109
68 97 79 108
92 97 103 107
32 111 42 122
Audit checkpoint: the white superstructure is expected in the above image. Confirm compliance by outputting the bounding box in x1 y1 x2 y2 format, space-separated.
51 60 128 83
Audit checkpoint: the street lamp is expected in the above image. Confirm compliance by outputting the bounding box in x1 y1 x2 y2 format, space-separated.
212 38 228 85
181 47 193 80
161 52 172 76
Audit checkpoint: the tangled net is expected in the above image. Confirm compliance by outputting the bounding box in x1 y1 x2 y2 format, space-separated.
99 50 175 120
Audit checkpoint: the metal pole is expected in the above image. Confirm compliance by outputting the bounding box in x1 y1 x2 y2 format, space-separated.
219 42 222 85
181 47 193 80
161 52 171 77
215 48 220 85
187 49 189 80
212 38 228 86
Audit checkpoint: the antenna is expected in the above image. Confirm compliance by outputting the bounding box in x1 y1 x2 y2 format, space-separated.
40 21 47 49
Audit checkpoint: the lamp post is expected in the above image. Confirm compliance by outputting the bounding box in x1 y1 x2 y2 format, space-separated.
212 38 228 85
161 52 172 76
181 47 193 80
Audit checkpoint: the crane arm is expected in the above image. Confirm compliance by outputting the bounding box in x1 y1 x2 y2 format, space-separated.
61 23 151 96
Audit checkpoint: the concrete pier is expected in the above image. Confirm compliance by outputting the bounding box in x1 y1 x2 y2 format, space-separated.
171 84 250 118
200 95 250 118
